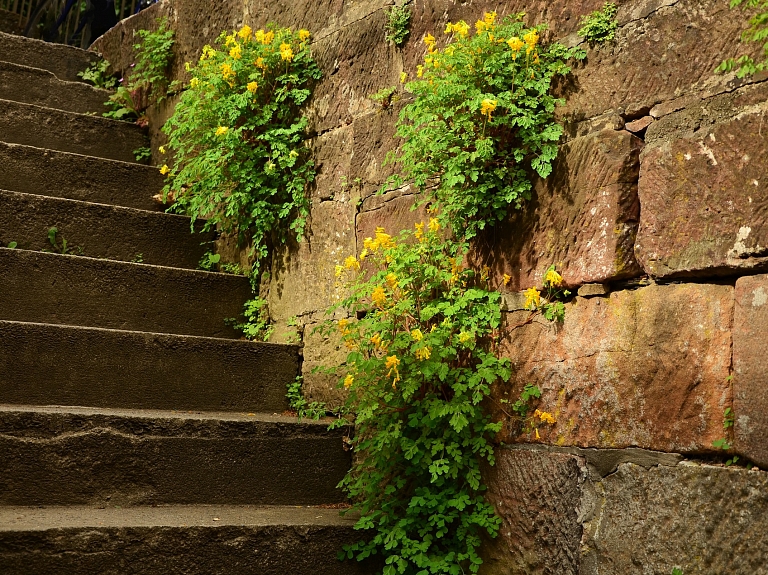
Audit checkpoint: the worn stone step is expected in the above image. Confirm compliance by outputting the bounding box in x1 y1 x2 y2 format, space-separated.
0 60 110 115
0 142 164 211
0 31 99 82
0 505 371 574
0 405 349 507
0 99 145 163
0 248 251 337
0 189 213 269
0 320 296 412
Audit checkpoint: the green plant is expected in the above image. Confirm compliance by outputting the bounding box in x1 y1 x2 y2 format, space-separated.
133 146 152 162
231 296 274 341
199 251 221 271
328 220 511 574
78 59 117 89
523 265 571 322
370 85 398 109
220 262 245 275
511 383 541 419
5 241 17 249
724 406 735 429
131 253 144 263
47 227 69 254
716 0 768 78
577 2 619 44
385 4 412 46
672 569 684 575
162 25 321 265
713 438 732 450
384 12 585 238
104 17 175 121
287 377 329 420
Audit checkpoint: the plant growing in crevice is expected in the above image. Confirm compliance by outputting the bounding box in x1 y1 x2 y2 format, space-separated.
229 296 274 341
577 2 619 45
716 0 768 78
78 59 117 89
161 24 321 266
287 376 330 421
385 3 412 46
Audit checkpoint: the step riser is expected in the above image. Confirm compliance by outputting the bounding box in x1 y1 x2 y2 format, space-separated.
0 99 145 163
0 142 165 211
0 416 349 505
0 249 251 338
0 61 109 115
0 189 213 269
0 526 370 575
0 31 98 82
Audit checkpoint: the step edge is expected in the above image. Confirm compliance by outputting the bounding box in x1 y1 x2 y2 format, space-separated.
0 140 161 172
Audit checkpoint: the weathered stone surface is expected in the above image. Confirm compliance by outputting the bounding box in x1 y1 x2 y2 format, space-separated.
495 283 733 452
268 200 356 322
577 283 610 297
636 99 768 278
481 448 586 575
581 462 768 574
733 274 768 468
470 129 642 291
624 115 653 134
356 192 427 250
302 323 349 411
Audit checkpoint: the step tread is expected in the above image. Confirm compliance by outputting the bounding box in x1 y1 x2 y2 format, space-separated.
0 141 165 211
0 59 110 115
0 31 98 82
0 188 213 269
0 505 355 531
0 98 145 163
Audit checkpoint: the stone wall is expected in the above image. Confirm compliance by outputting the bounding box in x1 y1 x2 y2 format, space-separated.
94 0 768 571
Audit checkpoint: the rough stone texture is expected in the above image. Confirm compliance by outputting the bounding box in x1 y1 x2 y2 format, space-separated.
0 189 212 269
0 30 98 82
0 506 371 575
356 192 428 250
0 98 147 163
302 323 349 411
470 129 643 291
636 97 768 278
0 406 349 506
0 9 22 35
0 142 164 211
0 320 297 412
581 462 768 574
733 274 768 468
495 283 733 452
481 448 586 575
0 60 109 115
0 248 251 338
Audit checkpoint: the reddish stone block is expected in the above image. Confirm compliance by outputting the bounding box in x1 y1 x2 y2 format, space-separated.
356 192 428 252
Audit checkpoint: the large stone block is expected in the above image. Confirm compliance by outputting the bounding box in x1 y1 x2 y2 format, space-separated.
495 283 733 452
469 129 642 291
301 322 349 411
581 462 768 574
734 274 768 468
636 97 768 278
481 448 586 575
356 192 428 250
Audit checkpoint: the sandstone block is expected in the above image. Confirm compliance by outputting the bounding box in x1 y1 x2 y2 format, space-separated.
301 322 349 411
495 283 733 452
733 274 768 468
469 129 642 291
636 100 768 278
356 192 428 250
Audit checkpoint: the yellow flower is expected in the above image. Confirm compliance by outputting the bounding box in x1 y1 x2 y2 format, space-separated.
254 57 266 69
534 409 557 425
523 29 539 54
524 287 541 309
411 329 423 342
280 43 294 61
423 33 436 50
375 227 395 250
200 45 216 61
428 217 440 233
475 20 487 33
344 255 360 270
359 248 368 261
507 36 524 54
344 374 354 389
159 164 170 175
299 29 311 42
335 264 343 277
386 273 398 289
370 333 382 347
414 222 425 240
190 77 200 88
184 61 192 72
238 25 252 41
221 62 235 79
229 44 242 60
544 268 563 287
363 237 375 252
445 21 469 37
415 347 431 361
215 126 228 136
385 355 401 383
484 11 497 26
535 428 540 439
247 81 258 93
158 146 166 154
371 286 387 308
254 29 265 43
263 30 275 44
417 65 424 78
480 98 497 120
400 71 407 84
224 34 236 46
480 265 490 282
503 274 511 285
458 331 472 344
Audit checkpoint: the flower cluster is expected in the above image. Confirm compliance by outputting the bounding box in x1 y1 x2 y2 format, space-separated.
523 265 570 322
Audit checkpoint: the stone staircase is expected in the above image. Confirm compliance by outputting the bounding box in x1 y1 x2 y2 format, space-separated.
0 32 365 574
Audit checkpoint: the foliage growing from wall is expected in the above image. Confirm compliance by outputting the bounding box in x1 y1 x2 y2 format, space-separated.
385 3 412 46
161 25 321 264
716 0 768 77
104 17 176 120
577 2 619 44
329 221 510 574
384 12 584 238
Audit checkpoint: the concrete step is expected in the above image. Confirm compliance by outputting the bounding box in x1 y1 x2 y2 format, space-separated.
0 189 213 269
0 405 349 507
0 248 251 338
0 142 165 211
0 320 296 412
0 506 373 575
0 60 110 114
0 31 99 82
0 98 145 163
